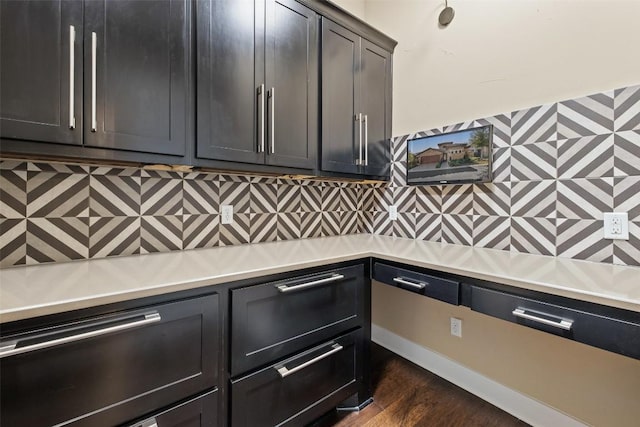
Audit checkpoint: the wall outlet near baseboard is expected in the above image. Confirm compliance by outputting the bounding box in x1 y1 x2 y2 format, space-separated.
450 317 462 337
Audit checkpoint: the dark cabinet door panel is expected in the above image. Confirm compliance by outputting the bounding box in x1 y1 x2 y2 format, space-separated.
231 329 361 427
125 389 218 427
361 39 391 177
0 0 82 145
84 0 189 156
265 0 318 168
230 264 365 376
196 0 264 164
0 294 219 427
321 18 360 174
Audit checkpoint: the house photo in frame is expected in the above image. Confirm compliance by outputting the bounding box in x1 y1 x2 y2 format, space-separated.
406 125 493 185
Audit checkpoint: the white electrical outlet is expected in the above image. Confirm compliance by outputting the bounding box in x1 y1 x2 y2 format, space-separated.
450 317 462 338
603 212 629 240
388 205 398 221
221 205 234 225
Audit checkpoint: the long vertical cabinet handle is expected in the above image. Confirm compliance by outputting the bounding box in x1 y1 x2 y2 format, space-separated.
355 114 362 165
363 114 369 166
269 88 275 154
68 25 76 129
258 84 265 152
91 32 98 132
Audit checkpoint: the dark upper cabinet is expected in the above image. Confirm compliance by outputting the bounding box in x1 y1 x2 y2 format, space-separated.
83 0 190 156
0 0 190 159
321 18 392 178
196 0 318 169
0 0 83 146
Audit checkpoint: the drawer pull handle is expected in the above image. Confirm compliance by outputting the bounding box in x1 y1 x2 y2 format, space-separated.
512 308 573 331
131 417 158 427
276 274 345 293
393 277 427 290
0 312 162 359
276 343 343 378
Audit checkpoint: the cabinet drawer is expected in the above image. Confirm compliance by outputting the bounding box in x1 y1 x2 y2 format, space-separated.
471 286 640 359
125 389 218 427
373 262 460 305
1 294 219 426
231 329 361 427
230 264 365 375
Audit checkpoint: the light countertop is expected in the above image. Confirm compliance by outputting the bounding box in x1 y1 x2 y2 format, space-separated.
1 234 639 323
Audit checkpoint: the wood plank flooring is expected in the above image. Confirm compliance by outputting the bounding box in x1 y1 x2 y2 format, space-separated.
315 343 530 427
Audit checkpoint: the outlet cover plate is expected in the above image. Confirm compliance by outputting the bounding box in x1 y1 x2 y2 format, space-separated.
603 212 629 240
450 317 462 338
221 205 234 225
389 205 398 221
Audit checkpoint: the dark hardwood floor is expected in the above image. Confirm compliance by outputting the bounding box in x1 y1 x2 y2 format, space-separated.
315 343 530 427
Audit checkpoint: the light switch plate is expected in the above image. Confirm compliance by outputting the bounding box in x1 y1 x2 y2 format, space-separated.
603 212 629 240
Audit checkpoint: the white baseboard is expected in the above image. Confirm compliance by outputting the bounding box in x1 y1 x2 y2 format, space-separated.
371 324 587 427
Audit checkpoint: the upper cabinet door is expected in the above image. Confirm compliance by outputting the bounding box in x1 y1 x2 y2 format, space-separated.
321 19 360 175
361 39 391 177
196 0 264 164
83 0 190 156
264 0 318 169
0 0 82 145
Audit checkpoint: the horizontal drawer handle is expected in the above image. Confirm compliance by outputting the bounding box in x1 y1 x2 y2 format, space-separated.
130 417 158 427
393 277 427 290
512 308 573 331
276 273 345 293
0 312 162 359
276 343 344 378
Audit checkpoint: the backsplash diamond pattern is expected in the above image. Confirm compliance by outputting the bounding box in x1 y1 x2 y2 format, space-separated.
1 85 640 268
372 84 640 266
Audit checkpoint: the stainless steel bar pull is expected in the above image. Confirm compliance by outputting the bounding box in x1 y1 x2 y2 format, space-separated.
0 312 162 358
91 31 97 132
276 343 343 378
269 87 275 154
355 114 363 165
276 273 345 293
258 84 265 153
363 114 369 166
512 308 573 331
69 25 76 129
393 277 427 290
132 417 158 427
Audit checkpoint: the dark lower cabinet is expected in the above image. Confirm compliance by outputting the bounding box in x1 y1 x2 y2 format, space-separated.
125 389 218 427
230 264 365 376
0 293 219 427
470 286 640 360
231 329 362 427
373 261 460 305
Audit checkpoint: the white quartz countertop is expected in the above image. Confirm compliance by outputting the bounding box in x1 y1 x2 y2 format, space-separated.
1 234 639 323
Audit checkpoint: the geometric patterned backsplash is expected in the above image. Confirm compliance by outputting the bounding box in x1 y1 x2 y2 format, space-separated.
0 161 363 267
365 84 640 266
1 84 639 268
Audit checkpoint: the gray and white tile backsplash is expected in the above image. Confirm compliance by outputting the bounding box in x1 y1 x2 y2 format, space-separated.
1 84 639 267
366 84 640 266
0 162 362 267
